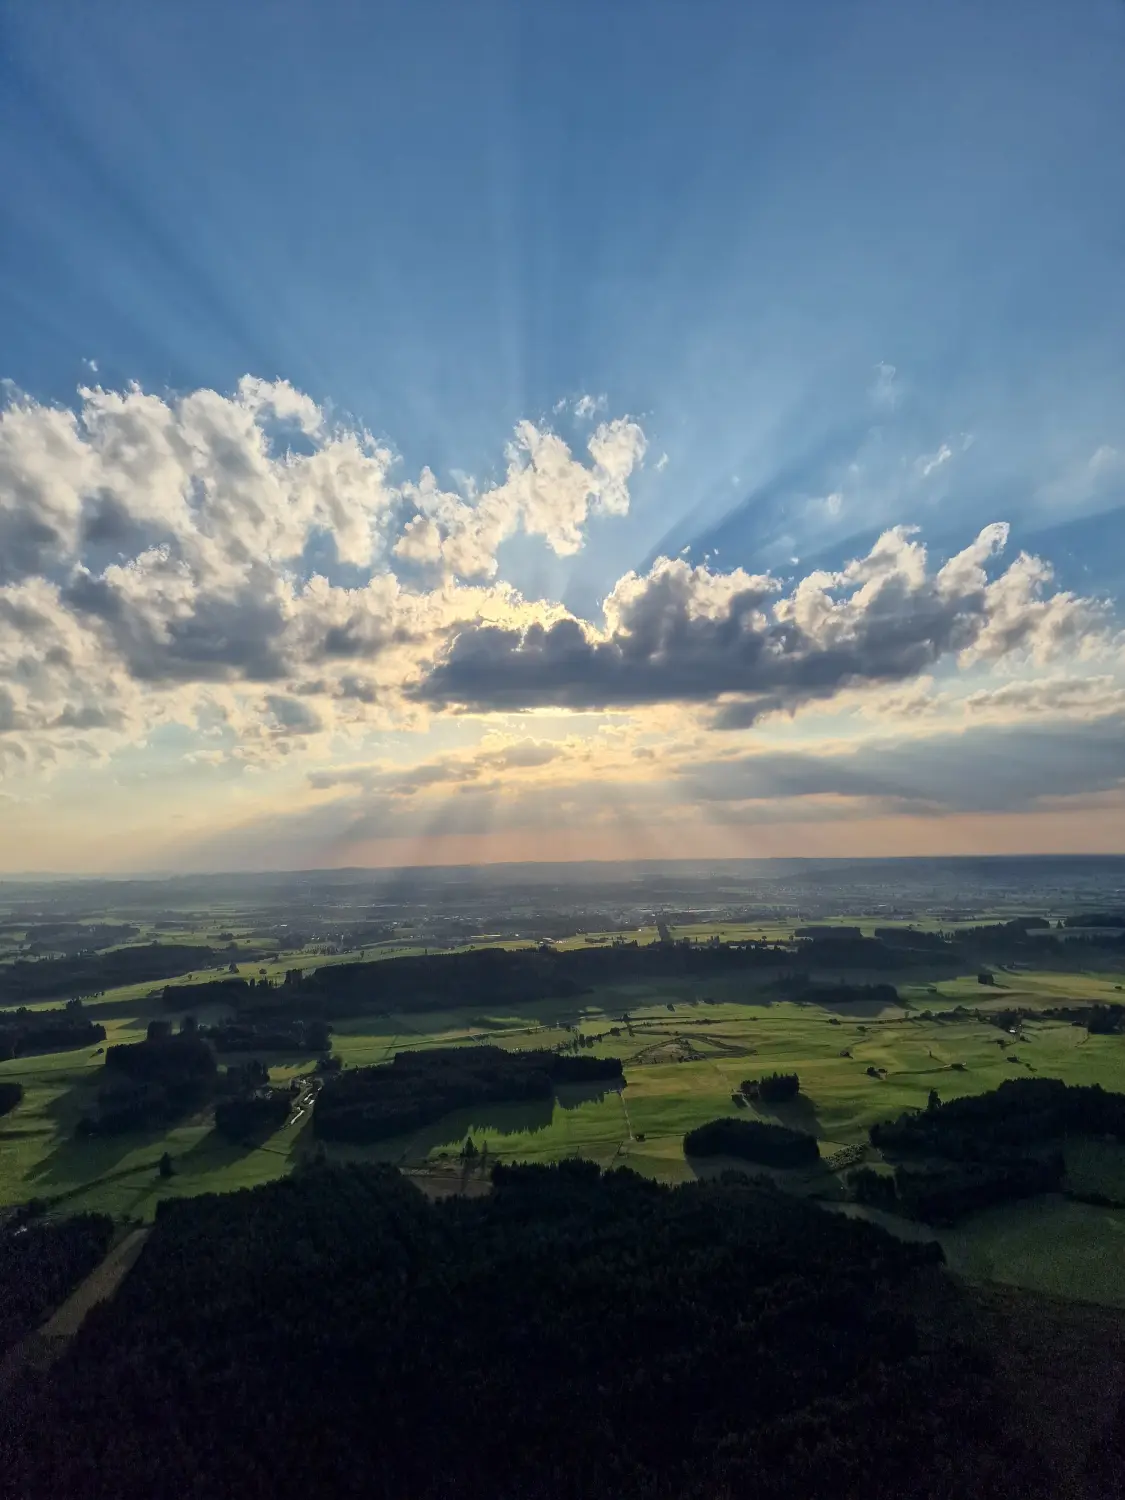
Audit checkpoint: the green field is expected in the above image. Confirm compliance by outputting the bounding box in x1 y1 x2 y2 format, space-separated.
942 1197 1125 1308
4 953 1125 1274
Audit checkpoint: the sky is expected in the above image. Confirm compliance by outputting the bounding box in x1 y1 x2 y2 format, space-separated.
1 0 1125 873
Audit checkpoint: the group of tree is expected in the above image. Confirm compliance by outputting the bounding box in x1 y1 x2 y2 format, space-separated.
792 933 946 969
740 1071 800 1103
199 1017 331 1053
138 917 1125 1034
161 977 249 1009
8 1160 1071 1500
218 1058 270 1092
0 1001 106 1060
872 927 954 950
984 1002 1125 1036
17 922 139 957
77 1029 217 1136
848 1158 1062 1226
894 1157 1062 1224
794 924 864 939
213 1090 292 1142
313 1046 622 1144
0 1080 24 1116
859 1078 1125 1223
0 943 222 1005
791 981 901 1006
0 1212 113 1357
869 1077 1125 1161
683 1116 819 1168
276 937 820 1020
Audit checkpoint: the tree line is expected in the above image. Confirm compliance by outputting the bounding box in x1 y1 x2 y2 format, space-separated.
0 943 224 1005
857 1078 1125 1223
313 1045 623 1143
78 1030 218 1136
0 1002 106 1060
199 1017 331 1053
869 1077 1125 1161
683 1116 819 1168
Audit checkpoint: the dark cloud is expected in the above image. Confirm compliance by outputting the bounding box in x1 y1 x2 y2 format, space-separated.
680 716 1125 815
264 695 323 735
414 533 1093 718
0 512 65 584
63 567 292 683
0 687 19 732
50 704 127 731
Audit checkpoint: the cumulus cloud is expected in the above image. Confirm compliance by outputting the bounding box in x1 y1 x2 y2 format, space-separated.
0 376 645 769
1 372 1119 814
0 376 396 593
416 523 1106 722
392 416 645 578
264 694 324 736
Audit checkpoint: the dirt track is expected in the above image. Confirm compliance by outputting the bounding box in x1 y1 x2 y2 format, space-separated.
0 1226 149 1393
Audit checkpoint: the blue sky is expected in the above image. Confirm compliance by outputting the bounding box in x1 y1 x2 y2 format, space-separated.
1 0 1124 870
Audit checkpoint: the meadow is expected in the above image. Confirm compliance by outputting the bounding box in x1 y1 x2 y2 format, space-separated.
2 918 1125 1304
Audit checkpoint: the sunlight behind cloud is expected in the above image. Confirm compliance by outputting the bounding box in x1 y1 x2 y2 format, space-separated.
1 369 1123 870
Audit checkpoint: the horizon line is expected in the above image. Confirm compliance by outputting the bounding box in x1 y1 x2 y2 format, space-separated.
3 849 1125 885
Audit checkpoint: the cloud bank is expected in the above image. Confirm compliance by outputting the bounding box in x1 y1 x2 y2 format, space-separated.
0 378 643 769
1 373 1121 866
417 523 1102 722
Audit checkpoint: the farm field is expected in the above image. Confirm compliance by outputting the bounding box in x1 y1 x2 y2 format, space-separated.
323 989 1125 1177
3 951 1125 1300
942 1197 1125 1308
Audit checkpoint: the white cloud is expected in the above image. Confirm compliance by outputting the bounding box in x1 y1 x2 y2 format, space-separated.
870 361 898 410
0 372 1118 804
1037 442 1125 511
916 442 953 478
0 376 644 770
962 675 1125 720
392 415 645 578
1089 445 1122 476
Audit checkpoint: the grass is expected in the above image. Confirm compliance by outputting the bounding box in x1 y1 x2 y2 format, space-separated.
1 951 1125 1263
942 1197 1125 1308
